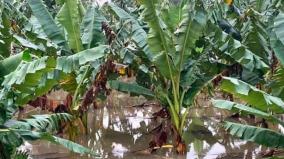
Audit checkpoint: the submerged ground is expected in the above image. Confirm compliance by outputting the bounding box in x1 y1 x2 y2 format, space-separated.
21 90 282 159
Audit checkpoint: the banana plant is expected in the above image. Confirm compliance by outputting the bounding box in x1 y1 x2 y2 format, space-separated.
0 0 110 127
214 2 284 142
0 0 108 111
118 0 209 135
210 6 284 149
104 0 273 152
212 77 284 149
0 1 109 157
0 113 99 159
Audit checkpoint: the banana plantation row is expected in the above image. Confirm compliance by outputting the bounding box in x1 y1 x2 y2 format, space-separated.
0 0 284 158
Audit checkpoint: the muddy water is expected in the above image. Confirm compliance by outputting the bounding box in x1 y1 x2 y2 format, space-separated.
29 92 272 159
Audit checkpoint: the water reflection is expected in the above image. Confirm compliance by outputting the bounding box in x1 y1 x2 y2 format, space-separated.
30 92 273 159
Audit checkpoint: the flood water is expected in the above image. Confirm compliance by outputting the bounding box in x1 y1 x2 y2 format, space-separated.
27 91 281 159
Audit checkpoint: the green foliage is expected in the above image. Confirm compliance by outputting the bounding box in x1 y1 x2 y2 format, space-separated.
138 0 177 79
274 12 284 48
1 0 284 155
11 113 72 132
0 52 25 79
2 55 57 105
270 67 284 99
27 0 68 50
107 1 278 139
39 132 97 156
212 100 284 126
107 3 151 60
0 0 109 157
208 22 269 72
81 6 106 49
220 77 284 113
56 45 108 73
0 113 98 158
182 59 228 106
213 77 284 148
271 11 284 66
212 4 284 144
0 12 12 57
175 4 207 66
0 45 107 106
109 80 155 98
56 0 84 52
224 122 284 148
0 1 108 153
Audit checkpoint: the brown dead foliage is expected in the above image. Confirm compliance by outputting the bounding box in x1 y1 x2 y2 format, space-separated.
148 108 186 154
81 59 115 111
102 22 116 44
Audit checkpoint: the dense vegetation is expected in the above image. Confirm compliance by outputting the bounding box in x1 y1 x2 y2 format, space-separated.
0 0 284 158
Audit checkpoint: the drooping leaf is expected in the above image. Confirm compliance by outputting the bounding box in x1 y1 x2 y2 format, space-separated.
25 16 48 40
224 121 284 148
0 129 23 147
244 21 270 63
1 56 57 105
209 23 269 72
108 3 152 60
1 45 107 106
109 80 155 98
212 100 284 126
0 52 24 78
220 77 284 113
27 0 68 50
271 32 284 66
56 45 108 73
270 67 284 99
9 130 98 157
2 112 98 156
13 35 42 51
39 132 98 156
11 113 72 132
182 60 227 106
2 57 55 87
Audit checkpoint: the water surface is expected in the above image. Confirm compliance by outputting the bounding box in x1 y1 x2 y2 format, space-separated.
29 92 279 159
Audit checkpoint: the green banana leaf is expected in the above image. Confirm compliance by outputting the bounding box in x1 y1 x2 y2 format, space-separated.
224 121 284 148
221 77 284 113
175 4 207 67
0 52 24 78
107 3 152 60
27 0 68 50
109 80 155 98
56 45 108 73
274 11 284 48
209 22 269 72
57 0 83 52
212 99 284 126
81 6 106 49
138 0 177 79
271 12 284 66
0 12 12 57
